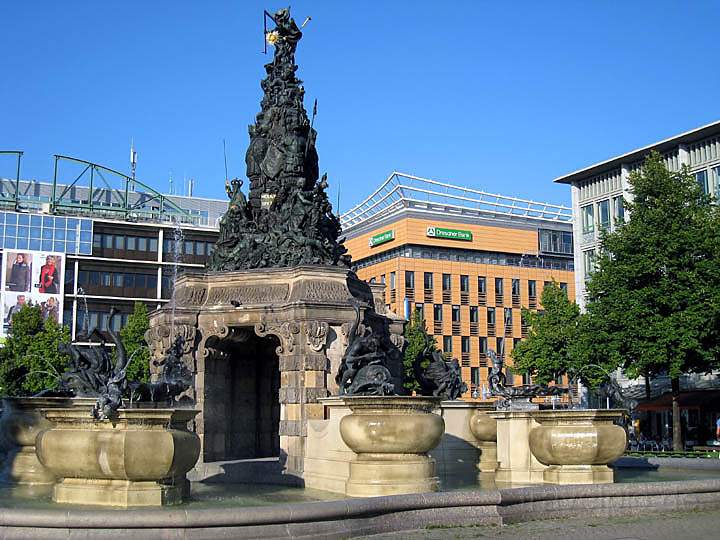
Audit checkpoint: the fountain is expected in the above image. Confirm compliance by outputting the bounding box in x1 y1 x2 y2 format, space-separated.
1 7 719 538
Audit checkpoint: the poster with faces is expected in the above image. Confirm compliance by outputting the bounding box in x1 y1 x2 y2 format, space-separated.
1 249 64 337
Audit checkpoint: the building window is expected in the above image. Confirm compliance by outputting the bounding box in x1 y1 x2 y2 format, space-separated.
559 282 568 293
504 308 513 327
433 304 443 321
390 271 396 289
581 204 595 233
479 337 488 354
423 272 433 289
469 306 479 323
405 271 415 289
461 336 470 354
443 336 452 352
460 275 469 293
713 166 720 195
583 250 596 275
442 273 451 291
539 229 574 255
613 196 625 223
513 337 521 349
511 278 520 296
505 366 514 386
598 199 610 230
495 277 503 296
522 372 532 385
696 170 709 194
451 305 461 322
471 367 480 386
478 276 486 294
487 307 496 325
415 303 424 319
528 280 537 298
543 281 551 291
381 274 386 284
496 337 505 356
369 277 376 283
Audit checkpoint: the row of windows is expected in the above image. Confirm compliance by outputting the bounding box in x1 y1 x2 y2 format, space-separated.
162 238 215 257
93 232 158 253
423 304 523 325
581 196 625 234
440 335 519 355
577 169 622 203
78 270 158 292
75 310 131 333
0 211 93 255
375 272 566 299
355 244 574 272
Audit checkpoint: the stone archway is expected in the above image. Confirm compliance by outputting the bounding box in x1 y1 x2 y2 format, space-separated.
200 328 280 462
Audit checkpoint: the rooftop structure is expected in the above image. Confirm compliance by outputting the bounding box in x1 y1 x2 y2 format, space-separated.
341 172 572 236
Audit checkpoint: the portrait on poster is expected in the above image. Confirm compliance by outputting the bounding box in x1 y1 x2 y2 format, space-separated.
4 252 33 293
34 253 62 295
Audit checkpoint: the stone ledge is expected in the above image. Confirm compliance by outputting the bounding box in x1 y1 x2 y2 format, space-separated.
1 479 720 538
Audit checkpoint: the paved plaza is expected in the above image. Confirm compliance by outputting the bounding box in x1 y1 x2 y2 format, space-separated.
358 509 720 540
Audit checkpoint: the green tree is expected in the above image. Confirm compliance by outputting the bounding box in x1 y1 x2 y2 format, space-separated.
0 305 71 396
583 152 720 450
119 302 151 383
511 281 585 385
402 310 437 393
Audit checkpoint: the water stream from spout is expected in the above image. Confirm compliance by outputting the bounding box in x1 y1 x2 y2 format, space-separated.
169 222 184 339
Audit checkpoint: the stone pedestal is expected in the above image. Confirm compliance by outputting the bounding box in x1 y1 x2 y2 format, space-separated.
491 409 547 484
0 397 92 487
430 401 480 481
146 266 405 482
303 397 355 494
469 404 498 473
529 409 627 485
340 396 444 497
36 408 200 507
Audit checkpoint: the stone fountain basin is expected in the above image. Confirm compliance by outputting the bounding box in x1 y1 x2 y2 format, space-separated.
35 407 200 507
37 408 199 481
339 396 444 455
528 409 627 466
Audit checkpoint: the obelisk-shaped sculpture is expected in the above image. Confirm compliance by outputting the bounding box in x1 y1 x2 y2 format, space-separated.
209 8 349 271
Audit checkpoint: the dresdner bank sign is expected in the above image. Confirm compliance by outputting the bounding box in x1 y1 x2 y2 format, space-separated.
426 226 473 241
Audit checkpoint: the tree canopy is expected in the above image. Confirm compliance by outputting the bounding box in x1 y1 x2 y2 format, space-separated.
402 310 437 393
119 302 151 383
0 304 71 396
511 281 584 385
583 152 720 381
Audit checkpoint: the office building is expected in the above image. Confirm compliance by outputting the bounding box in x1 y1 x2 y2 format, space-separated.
0 152 225 339
554 120 720 308
341 172 575 399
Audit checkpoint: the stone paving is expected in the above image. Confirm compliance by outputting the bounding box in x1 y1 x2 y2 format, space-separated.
357 509 720 539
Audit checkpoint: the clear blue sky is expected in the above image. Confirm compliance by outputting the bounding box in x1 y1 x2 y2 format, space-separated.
2 1 719 212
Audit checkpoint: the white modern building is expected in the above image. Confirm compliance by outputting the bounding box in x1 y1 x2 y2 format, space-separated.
554 120 720 307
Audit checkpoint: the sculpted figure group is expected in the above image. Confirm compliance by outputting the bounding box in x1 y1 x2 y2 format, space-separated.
209 8 348 271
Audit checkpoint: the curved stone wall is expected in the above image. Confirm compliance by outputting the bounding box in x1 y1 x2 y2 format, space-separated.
1 479 719 539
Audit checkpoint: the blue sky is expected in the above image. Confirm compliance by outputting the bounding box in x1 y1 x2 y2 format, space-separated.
1 1 719 212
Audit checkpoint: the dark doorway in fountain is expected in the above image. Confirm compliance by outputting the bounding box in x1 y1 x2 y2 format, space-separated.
203 330 281 462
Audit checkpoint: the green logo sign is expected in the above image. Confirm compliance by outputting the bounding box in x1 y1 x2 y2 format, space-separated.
426 226 473 241
369 230 395 247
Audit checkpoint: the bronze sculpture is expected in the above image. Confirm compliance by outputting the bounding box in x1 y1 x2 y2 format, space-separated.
208 8 349 271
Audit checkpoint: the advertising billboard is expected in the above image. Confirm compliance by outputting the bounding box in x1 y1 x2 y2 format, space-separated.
1 249 65 337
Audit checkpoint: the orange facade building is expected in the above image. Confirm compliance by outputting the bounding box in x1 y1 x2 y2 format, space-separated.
341 173 576 400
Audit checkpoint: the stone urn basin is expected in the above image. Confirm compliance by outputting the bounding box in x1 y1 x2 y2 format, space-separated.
528 409 627 484
339 396 444 497
0 397 93 487
469 404 498 473
36 407 200 507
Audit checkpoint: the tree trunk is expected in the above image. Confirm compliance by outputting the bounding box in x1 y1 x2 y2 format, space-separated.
644 374 651 400
671 376 683 451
